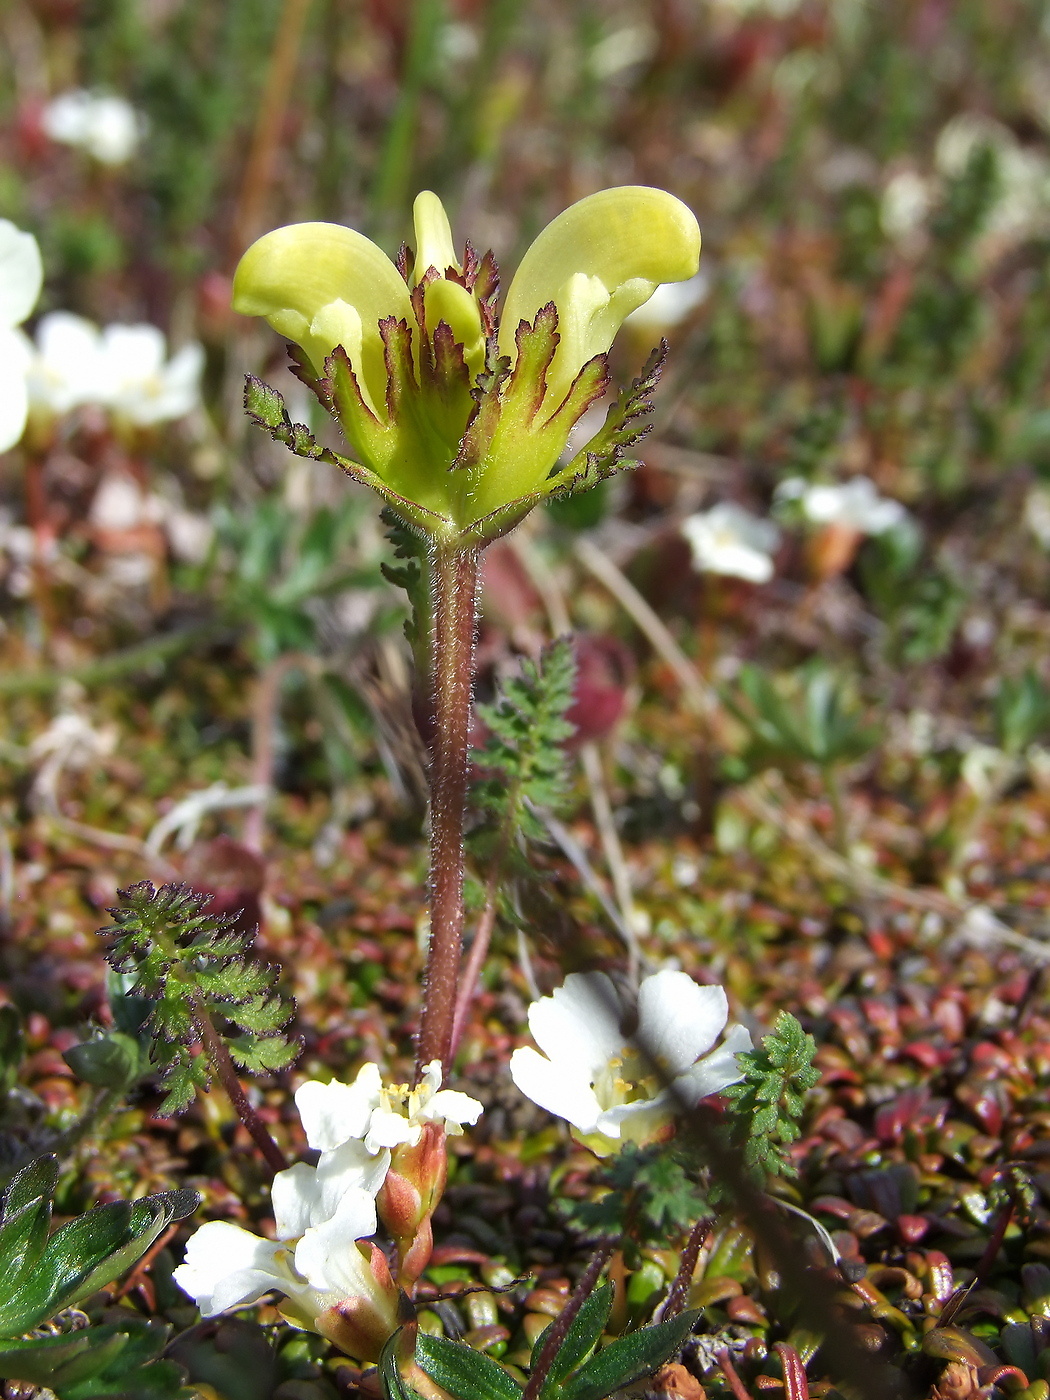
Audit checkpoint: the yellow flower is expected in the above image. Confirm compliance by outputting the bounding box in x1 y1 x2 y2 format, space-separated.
233 188 699 543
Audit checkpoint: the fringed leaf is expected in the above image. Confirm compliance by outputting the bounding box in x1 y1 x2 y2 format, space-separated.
544 341 667 501
429 321 471 404
380 315 419 418
451 352 512 474
501 303 561 427
244 375 325 461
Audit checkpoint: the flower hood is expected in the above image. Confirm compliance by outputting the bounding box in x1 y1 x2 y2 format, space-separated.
232 187 700 537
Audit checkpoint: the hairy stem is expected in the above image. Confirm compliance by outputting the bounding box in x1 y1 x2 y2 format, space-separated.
416 544 479 1074
521 1241 615 1400
191 996 289 1175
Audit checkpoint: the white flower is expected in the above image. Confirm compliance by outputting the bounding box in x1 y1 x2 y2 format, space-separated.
99 324 204 426
881 170 932 242
935 113 1050 244
27 315 203 424
0 221 43 452
778 476 907 535
27 312 106 416
509 969 751 1153
682 503 780 584
173 1138 400 1358
89 473 165 531
624 272 709 331
166 509 215 564
41 90 144 165
296 1060 483 1157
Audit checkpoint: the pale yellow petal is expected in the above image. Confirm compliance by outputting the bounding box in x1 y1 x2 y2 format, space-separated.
232 222 413 411
412 191 460 280
498 187 701 411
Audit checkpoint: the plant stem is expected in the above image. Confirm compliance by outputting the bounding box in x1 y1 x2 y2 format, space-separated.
449 828 510 1059
663 1215 712 1319
416 544 479 1075
521 1241 615 1400
191 996 289 1175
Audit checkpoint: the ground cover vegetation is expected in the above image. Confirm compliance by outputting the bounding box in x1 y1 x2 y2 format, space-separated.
1 1 1050 1397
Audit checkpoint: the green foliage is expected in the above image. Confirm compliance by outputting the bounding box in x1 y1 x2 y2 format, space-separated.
209 490 393 663
720 1012 820 1186
550 345 667 502
472 637 578 840
994 669 1050 757
0 1319 189 1400
380 507 431 664
403 1285 699 1400
858 525 967 663
0 1155 197 1397
99 882 300 1115
556 1144 709 1244
726 664 876 774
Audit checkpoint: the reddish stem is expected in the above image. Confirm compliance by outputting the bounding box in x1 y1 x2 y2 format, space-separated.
716 1349 753 1400
191 996 289 1176
416 544 479 1074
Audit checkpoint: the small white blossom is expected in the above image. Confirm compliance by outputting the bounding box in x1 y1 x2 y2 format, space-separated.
0 221 43 451
625 272 709 331
100 324 204 426
778 476 907 535
510 969 751 1154
41 90 144 165
27 312 106 416
89 473 165 531
935 113 1050 244
166 509 215 564
173 1135 399 1358
881 169 933 242
682 503 780 584
296 1060 483 1157
27 314 203 425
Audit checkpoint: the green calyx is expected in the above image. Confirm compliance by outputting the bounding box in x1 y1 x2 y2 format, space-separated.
233 187 700 543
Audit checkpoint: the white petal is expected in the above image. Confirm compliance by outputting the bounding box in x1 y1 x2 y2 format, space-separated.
363 1107 420 1153
295 1076 374 1151
271 1162 322 1239
30 312 105 412
527 972 626 1074
673 1023 752 1105
173 1220 284 1315
293 1187 378 1296
419 1060 444 1096
0 331 30 451
313 1140 390 1218
421 1089 483 1131
509 1046 603 1133
272 1139 389 1238
596 1091 674 1143
636 971 729 1077
102 323 166 383
0 222 43 331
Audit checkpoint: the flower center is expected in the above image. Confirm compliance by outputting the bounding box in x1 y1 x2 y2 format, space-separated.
377 1079 432 1121
593 1045 663 1110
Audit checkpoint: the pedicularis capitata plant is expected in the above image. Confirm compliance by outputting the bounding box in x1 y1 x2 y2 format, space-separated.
156 186 831 1400
232 185 701 1078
